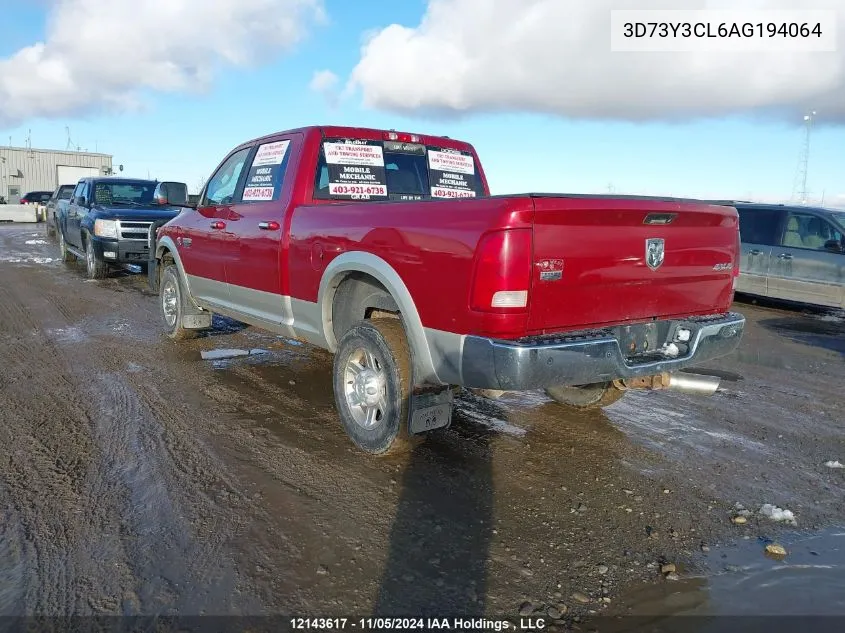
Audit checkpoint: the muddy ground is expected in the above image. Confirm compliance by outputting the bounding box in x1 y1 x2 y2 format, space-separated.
0 224 843 626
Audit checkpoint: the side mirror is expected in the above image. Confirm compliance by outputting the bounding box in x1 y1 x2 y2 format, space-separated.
77 196 87 207
154 181 190 207
824 239 844 252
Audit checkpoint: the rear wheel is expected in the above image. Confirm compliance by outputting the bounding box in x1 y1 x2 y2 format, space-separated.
160 265 199 340
545 382 626 410
333 319 421 455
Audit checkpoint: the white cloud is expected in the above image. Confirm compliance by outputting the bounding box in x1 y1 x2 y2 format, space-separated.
0 0 325 129
309 69 340 107
347 0 845 122
309 69 338 93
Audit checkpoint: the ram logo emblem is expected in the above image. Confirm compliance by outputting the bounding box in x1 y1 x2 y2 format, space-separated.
645 238 665 271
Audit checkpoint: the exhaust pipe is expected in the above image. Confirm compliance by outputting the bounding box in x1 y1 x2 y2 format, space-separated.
664 372 721 396
616 371 721 396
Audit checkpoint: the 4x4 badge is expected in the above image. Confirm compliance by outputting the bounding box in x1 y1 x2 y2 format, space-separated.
645 238 665 271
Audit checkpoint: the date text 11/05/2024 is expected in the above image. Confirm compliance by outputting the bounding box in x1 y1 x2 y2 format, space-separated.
290 617 549 631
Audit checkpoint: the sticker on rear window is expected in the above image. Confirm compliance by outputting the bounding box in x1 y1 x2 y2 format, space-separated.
323 140 388 200
242 140 290 202
427 149 477 198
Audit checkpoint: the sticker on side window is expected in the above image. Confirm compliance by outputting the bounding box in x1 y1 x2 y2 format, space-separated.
242 140 290 202
427 149 477 199
324 140 388 200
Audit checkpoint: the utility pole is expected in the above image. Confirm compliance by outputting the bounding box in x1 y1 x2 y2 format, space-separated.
792 110 816 204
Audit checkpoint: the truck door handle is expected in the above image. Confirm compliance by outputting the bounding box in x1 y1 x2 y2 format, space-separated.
777 253 793 260
210 221 226 230
258 221 280 231
748 249 763 256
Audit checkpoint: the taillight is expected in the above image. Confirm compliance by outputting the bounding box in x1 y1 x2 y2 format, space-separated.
732 227 741 292
470 228 532 312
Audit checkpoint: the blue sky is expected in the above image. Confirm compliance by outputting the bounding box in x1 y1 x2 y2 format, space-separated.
1 0 843 205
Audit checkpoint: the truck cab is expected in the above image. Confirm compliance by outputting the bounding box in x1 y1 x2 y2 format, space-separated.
58 177 189 279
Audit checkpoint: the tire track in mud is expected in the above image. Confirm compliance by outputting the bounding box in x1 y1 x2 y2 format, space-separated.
0 260 259 615
85 371 246 614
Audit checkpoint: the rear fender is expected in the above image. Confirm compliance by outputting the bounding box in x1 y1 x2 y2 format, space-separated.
318 252 440 386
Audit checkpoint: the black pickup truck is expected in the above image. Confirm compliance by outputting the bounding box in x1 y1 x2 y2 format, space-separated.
57 177 190 279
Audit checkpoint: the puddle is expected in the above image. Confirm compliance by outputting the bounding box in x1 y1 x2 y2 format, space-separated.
454 392 527 437
605 392 771 457
606 527 845 621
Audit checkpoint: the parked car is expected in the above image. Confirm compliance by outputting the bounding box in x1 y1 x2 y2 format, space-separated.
57 178 189 279
45 184 76 237
149 125 745 455
711 201 845 309
20 191 53 205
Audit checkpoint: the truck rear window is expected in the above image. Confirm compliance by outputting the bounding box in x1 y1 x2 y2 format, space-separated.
314 138 484 202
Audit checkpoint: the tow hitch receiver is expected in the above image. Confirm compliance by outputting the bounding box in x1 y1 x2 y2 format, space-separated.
614 372 721 396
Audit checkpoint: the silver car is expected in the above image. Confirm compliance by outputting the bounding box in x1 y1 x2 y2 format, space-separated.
720 202 845 309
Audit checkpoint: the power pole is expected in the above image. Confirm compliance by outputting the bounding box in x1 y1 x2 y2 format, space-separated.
792 110 816 204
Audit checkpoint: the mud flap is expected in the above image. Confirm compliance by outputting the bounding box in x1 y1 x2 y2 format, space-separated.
408 385 453 435
182 313 212 330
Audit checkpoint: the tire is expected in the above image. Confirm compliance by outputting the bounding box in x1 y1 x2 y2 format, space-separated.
332 319 421 455
47 214 57 239
58 227 76 263
160 265 199 340
545 382 626 410
84 234 110 280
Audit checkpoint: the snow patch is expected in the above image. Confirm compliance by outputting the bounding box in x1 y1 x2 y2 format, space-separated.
25 239 48 245
201 348 269 361
824 460 844 469
1 255 54 264
759 503 797 525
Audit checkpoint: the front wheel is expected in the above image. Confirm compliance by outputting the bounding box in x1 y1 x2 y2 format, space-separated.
545 382 626 410
160 265 199 340
333 319 421 455
84 236 110 280
58 227 76 263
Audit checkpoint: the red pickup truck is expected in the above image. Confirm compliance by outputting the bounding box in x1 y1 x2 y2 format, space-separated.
149 125 745 455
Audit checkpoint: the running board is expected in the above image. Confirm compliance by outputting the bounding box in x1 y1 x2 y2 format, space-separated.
66 245 85 259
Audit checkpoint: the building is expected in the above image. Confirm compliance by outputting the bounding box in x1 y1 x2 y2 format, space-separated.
0 146 113 203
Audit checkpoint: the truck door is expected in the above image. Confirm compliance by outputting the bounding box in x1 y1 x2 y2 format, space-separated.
219 135 301 330
768 210 845 308
65 181 88 248
735 206 784 298
179 147 253 307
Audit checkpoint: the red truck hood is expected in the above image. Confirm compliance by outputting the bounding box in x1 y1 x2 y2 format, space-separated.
526 195 738 334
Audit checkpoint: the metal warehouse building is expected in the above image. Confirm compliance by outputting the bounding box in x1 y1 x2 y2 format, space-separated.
0 146 113 203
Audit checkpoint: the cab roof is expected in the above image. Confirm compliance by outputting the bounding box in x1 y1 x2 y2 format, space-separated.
237 125 476 154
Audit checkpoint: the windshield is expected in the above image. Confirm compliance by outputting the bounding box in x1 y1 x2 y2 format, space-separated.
314 138 484 201
92 181 156 206
831 210 845 228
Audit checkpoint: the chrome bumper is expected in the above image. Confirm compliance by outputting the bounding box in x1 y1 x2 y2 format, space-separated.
460 312 745 390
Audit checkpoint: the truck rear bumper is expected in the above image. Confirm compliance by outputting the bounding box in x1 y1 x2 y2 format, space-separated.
460 312 745 391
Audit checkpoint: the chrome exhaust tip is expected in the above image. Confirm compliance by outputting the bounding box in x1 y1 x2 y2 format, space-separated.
665 372 721 396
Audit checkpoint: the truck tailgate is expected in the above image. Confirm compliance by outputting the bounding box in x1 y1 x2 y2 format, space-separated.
528 196 738 333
